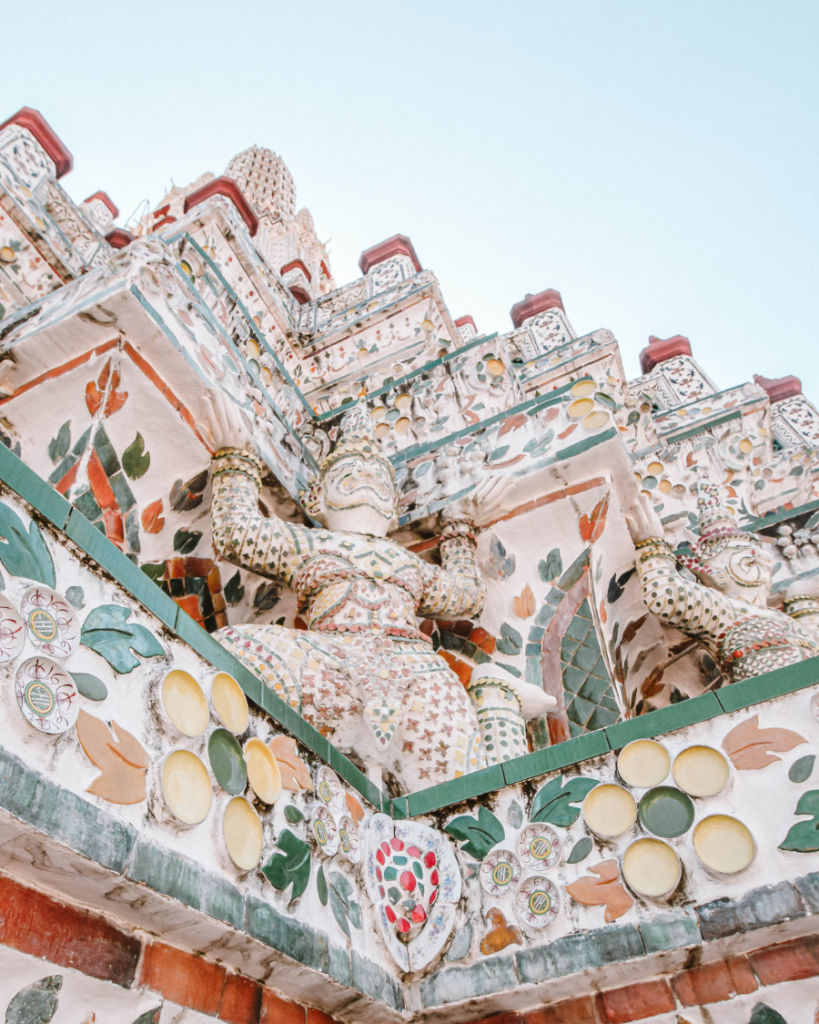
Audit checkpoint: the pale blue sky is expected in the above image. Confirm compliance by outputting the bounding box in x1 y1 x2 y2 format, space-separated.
5 1 818 393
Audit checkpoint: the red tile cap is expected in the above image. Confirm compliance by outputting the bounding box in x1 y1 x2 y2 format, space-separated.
510 289 564 328
358 234 421 275
281 259 312 282
105 228 134 249
753 373 802 404
639 334 692 374
184 176 259 236
84 191 119 218
455 315 477 331
0 106 73 178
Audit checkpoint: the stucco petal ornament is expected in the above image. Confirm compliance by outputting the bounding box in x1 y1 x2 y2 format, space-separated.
364 813 461 971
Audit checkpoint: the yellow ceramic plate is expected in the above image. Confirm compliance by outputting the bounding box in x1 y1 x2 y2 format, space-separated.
224 796 263 870
571 380 596 398
693 815 754 874
162 750 212 825
162 670 209 737
244 737 282 804
617 739 670 789
211 673 249 735
583 410 610 431
623 838 681 897
568 398 595 419
673 746 730 797
583 784 637 838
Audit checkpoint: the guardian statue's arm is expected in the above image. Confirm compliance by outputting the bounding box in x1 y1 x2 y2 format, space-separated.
210 448 308 586
634 536 735 644
418 521 486 619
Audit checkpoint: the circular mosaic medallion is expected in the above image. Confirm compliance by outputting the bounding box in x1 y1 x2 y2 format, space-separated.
517 824 562 870
311 805 339 855
337 814 361 864
20 587 79 658
315 766 345 813
515 875 560 929
480 848 522 895
374 835 439 942
0 595 25 663
15 657 78 734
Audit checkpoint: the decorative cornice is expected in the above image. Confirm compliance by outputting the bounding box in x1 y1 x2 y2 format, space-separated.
183 175 259 236
0 106 73 178
358 233 422 275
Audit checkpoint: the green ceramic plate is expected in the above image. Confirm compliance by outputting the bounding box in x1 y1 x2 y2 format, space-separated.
638 786 695 839
208 728 248 795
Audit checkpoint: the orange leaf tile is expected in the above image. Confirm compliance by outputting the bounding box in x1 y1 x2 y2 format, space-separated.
268 735 312 791
513 584 536 619
141 499 165 534
565 860 633 922
76 709 149 804
722 715 806 769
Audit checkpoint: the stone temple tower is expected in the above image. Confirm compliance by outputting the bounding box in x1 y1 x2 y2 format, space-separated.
225 145 334 296
224 145 296 221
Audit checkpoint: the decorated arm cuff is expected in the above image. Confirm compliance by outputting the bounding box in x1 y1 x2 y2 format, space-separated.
212 447 265 487
635 536 675 563
783 594 819 620
440 519 478 544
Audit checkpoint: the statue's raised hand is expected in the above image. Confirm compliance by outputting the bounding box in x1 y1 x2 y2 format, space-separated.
441 474 511 527
199 392 258 455
626 492 665 545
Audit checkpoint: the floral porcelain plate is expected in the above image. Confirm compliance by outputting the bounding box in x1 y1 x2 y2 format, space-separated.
515 874 560 929
0 594 25 663
20 586 80 658
15 656 78 734
517 823 562 870
480 848 522 895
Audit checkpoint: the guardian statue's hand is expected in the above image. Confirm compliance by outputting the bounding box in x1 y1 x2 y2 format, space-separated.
199 392 259 455
626 492 665 545
441 474 511 527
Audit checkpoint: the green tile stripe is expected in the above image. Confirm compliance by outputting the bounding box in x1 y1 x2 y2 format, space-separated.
0 443 386 812
742 497 819 534
660 408 742 444
715 656 819 712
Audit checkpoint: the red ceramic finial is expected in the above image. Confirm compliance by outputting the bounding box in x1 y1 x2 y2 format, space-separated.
358 234 422 275
509 289 564 328
753 374 802 404
639 334 692 374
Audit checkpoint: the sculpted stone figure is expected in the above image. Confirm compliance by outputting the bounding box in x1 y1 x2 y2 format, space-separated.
202 395 512 792
627 482 819 683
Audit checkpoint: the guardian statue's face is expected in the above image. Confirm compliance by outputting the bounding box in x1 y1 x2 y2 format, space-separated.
319 453 396 536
